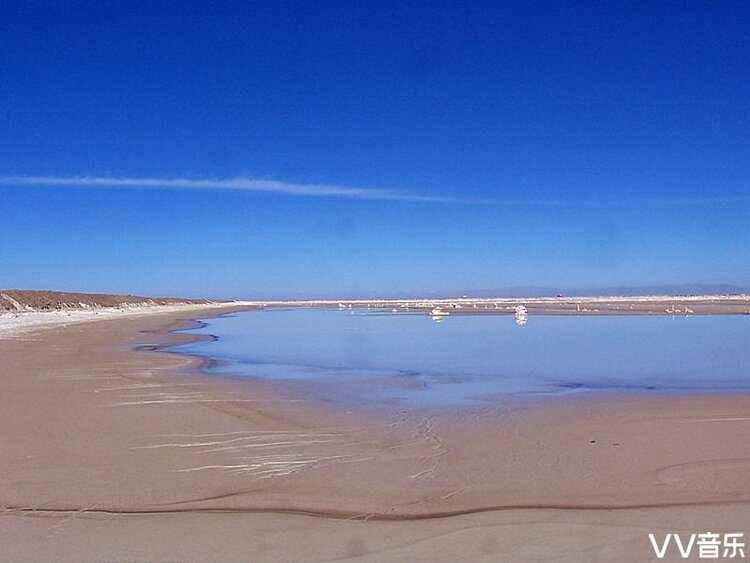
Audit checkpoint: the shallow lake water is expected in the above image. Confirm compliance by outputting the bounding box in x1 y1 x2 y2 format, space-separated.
176 308 750 407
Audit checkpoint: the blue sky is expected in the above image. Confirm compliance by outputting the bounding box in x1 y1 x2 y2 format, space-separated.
1 1 749 299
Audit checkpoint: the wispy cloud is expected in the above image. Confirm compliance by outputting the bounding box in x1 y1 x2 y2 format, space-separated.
1 174 747 206
645 194 750 205
0 175 451 202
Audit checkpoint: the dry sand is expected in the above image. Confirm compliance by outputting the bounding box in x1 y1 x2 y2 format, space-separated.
1 305 749 561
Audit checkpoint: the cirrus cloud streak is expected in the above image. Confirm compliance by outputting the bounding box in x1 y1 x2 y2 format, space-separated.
1 174 747 206
0 175 452 202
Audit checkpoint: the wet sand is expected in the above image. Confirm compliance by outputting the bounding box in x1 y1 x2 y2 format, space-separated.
1 305 749 561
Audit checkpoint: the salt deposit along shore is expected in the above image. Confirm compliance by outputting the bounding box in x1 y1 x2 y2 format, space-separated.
4 293 747 340
1 298 749 561
0 301 254 338
248 294 750 316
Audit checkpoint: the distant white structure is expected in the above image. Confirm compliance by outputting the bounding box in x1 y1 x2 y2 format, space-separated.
665 303 693 315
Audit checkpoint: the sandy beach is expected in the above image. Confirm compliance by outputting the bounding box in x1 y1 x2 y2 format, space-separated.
7 2 750 560
1 304 749 561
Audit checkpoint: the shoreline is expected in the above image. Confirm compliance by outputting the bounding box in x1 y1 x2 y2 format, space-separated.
244 294 750 316
1 307 749 560
0 301 256 339
2 292 748 336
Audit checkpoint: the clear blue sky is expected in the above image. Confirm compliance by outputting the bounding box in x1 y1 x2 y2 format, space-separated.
1 1 748 299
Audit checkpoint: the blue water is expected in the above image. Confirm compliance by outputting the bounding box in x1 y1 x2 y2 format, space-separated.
176 308 750 407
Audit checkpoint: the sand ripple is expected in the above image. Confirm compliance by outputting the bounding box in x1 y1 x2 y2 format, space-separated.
657 458 750 495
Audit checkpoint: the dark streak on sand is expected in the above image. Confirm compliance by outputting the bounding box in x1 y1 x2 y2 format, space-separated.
4 498 750 522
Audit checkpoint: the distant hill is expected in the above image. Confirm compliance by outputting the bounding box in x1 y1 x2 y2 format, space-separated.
0 289 219 312
268 284 750 301
455 284 750 298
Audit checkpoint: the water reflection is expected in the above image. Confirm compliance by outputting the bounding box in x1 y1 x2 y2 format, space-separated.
429 307 448 323
514 305 528 325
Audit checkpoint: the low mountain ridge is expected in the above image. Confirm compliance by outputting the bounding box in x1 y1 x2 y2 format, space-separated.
0 289 218 312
